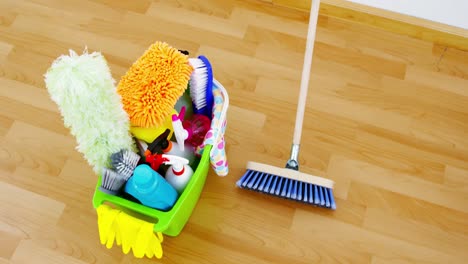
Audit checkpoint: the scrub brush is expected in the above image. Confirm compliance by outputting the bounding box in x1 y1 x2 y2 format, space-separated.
117 41 193 128
189 55 214 118
99 168 126 195
110 149 141 180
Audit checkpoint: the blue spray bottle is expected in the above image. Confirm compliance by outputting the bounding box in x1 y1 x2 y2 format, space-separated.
124 164 178 211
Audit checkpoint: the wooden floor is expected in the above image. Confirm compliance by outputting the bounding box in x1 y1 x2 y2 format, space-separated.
1 0 468 263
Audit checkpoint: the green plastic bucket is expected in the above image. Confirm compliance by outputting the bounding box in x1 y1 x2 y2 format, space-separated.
93 144 212 237
92 78 228 237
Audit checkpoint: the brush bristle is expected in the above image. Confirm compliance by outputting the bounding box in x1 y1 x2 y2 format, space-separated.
237 169 336 210
189 58 208 110
188 56 214 118
100 168 126 195
110 149 140 180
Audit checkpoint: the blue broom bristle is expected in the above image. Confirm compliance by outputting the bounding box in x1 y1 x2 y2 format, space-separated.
236 169 336 210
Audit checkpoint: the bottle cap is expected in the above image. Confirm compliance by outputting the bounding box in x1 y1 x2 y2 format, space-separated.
133 165 155 189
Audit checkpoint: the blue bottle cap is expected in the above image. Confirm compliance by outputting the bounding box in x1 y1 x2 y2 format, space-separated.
131 165 158 194
125 164 178 211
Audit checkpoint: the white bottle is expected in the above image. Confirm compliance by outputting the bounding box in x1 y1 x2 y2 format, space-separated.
163 155 194 194
164 141 196 166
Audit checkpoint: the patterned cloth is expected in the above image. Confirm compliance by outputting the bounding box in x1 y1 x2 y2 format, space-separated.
196 81 229 176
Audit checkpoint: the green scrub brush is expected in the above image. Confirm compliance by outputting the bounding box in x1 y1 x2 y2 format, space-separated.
44 49 135 174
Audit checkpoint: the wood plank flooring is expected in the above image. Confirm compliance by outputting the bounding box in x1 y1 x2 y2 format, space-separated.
1 0 467 263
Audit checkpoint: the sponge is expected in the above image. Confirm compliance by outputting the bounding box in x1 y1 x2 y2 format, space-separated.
117 42 193 128
130 109 176 143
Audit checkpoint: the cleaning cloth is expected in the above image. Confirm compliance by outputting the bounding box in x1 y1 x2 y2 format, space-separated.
196 80 229 176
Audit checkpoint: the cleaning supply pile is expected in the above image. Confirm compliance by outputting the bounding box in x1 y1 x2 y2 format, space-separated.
44 41 229 259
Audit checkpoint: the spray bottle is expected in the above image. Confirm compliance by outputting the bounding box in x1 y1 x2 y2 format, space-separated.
163 142 196 166
163 154 194 194
172 107 190 152
171 106 210 166
170 106 199 166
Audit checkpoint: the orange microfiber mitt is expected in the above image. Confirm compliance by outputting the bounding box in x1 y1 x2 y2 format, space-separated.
117 42 193 128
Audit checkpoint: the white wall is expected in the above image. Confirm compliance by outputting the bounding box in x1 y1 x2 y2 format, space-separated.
347 0 468 29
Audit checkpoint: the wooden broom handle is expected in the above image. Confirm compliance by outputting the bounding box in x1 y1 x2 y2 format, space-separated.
293 0 320 145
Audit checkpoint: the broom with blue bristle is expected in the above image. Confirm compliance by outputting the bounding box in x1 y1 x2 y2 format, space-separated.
236 0 336 210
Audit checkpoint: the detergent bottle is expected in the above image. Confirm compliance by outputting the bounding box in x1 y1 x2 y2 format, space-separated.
174 88 193 118
163 155 194 194
124 164 178 211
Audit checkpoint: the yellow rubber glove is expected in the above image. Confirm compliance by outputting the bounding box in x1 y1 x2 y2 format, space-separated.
96 204 120 248
151 232 164 259
96 204 164 259
117 211 141 255
134 221 153 258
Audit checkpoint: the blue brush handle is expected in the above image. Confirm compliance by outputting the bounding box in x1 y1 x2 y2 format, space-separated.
197 55 214 118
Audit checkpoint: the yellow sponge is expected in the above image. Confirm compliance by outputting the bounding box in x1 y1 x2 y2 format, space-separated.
117 42 193 128
130 109 176 143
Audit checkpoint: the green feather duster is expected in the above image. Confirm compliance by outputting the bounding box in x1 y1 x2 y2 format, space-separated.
44 49 135 174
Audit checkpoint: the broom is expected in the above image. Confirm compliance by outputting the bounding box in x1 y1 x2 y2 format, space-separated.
236 0 336 210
